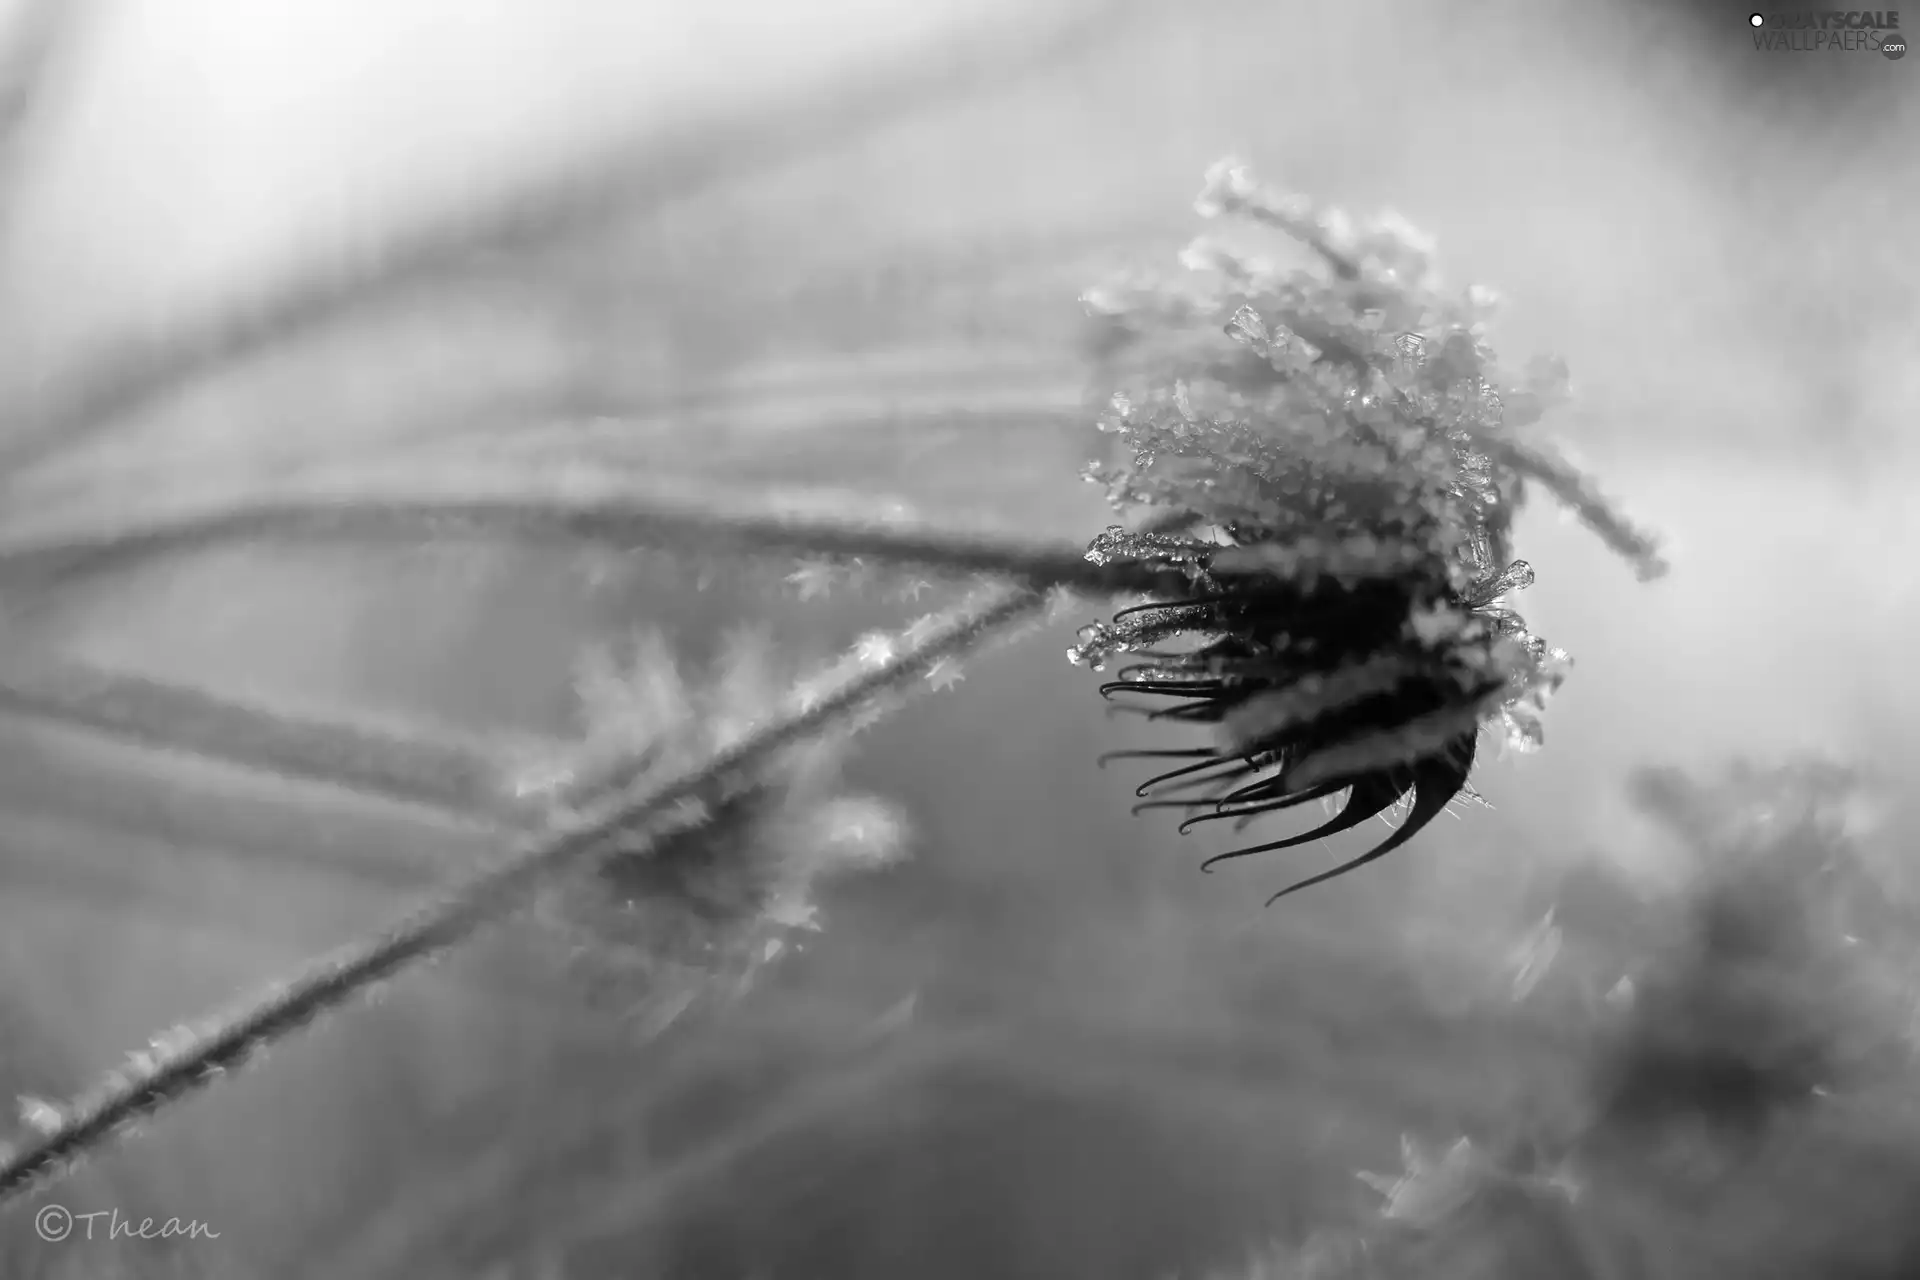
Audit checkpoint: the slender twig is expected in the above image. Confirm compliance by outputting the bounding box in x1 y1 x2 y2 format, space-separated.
0 491 1305 600
0 583 1047 1201
0 1 1142 483
0 656 520 819
317 1020 990 1280
1478 437 1669 582
0 507 1213 885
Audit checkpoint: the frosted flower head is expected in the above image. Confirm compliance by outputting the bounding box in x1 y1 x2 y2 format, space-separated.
1075 161 1661 901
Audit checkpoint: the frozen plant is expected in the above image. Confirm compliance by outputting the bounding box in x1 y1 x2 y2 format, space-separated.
1073 159 1666 901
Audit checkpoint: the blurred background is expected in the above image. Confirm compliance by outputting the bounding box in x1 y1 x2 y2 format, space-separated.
0 1 1913 1276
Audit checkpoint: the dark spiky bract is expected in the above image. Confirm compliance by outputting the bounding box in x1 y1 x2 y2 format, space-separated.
1072 160 1659 900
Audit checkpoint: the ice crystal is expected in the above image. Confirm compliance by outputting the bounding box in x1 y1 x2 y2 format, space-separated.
1356 1134 1489 1228
16 1097 62 1137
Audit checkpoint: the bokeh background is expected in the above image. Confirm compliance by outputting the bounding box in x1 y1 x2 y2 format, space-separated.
0 1 1912 1276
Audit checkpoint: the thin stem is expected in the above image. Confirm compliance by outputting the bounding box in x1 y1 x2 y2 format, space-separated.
319 1022 990 1279
1479 437 1669 582
0 1 1143 484
0 494 1206 599
0 656 521 820
0 584 1046 1201
1373 383 1666 585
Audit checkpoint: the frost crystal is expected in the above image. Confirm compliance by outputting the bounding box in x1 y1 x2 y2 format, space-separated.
853 632 897 668
1357 1134 1488 1227
17 1097 63 1136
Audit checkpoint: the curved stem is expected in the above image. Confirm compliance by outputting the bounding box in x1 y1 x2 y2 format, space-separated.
0 494 1204 599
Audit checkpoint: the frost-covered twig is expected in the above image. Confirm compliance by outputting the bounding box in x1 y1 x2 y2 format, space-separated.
0 582 1047 1201
0 494 1208 599
1477 436 1669 583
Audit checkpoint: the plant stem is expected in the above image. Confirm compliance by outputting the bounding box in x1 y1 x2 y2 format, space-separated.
0 584 1045 1202
0 495 1205 598
1478 437 1669 582
0 656 519 820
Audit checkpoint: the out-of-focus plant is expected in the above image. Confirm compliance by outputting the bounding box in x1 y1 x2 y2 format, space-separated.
1196 756 1920 1280
511 626 909 1037
1594 758 1915 1142
1070 160 1665 901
